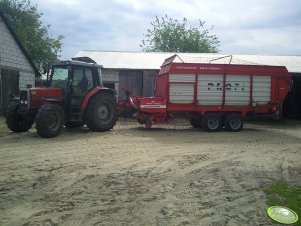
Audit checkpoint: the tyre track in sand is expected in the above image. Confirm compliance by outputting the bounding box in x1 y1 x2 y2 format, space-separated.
1 118 301 225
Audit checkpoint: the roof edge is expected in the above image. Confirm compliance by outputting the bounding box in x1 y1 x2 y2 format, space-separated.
77 50 301 57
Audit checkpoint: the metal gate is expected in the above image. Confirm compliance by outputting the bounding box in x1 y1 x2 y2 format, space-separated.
142 70 157 97
0 69 20 115
119 70 143 100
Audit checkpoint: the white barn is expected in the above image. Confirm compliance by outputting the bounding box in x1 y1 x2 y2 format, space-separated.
0 12 39 114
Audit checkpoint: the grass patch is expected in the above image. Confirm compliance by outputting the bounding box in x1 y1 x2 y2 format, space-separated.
265 181 301 225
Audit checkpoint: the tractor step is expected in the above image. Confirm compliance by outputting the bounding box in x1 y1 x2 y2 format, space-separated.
69 112 83 121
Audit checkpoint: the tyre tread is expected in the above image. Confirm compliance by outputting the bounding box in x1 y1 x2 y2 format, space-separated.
85 92 117 132
6 103 33 132
35 103 64 138
224 113 243 132
202 113 221 132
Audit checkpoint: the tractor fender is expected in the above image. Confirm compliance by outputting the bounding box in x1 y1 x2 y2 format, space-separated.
45 98 63 103
44 99 64 108
80 87 116 111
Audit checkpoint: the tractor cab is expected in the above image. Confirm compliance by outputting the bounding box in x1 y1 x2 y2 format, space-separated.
6 58 118 138
49 60 102 91
48 60 103 111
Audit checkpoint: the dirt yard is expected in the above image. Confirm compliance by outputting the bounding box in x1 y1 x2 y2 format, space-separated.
0 117 300 226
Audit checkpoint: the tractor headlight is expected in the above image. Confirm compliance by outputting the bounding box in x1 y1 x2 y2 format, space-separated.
20 90 30 108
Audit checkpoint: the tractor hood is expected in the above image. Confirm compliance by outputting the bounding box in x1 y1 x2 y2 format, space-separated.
30 87 63 98
29 87 64 109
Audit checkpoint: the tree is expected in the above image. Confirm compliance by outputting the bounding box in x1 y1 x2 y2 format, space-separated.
0 0 63 74
141 15 220 53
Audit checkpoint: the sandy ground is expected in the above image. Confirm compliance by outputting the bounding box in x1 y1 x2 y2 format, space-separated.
0 117 301 226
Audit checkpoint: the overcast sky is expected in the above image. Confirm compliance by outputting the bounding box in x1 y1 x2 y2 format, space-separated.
32 0 301 59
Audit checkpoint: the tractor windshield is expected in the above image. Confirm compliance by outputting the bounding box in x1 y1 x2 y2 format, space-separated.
49 67 69 89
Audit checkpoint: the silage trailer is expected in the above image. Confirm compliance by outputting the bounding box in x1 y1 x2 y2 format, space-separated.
122 55 292 132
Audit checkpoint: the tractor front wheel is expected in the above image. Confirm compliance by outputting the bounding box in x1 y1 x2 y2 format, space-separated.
85 93 117 132
6 103 33 132
35 103 64 138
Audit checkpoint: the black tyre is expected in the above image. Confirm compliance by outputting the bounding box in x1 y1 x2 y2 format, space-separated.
35 103 64 138
224 113 243 132
85 92 117 132
202 113 222 132
65 121 84 128
6 103 33 132
189 117 202 128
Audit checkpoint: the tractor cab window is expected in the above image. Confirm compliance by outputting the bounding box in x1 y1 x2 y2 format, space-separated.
98 68 103 86
49 67 69 90
72 67 94 95
70 67 94 108
85 69 94 90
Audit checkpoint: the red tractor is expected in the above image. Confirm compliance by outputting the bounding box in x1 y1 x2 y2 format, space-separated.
6 58 118 138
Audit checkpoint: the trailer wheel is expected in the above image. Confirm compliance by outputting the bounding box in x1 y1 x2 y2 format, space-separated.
202 113 222 132
85 92 117 132
189 118 202 128
224 113 243 132
6 103 33 132
35 103 64 138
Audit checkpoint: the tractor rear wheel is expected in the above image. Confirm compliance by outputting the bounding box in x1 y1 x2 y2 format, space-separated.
202 113 222 132
85 92 117 132
35 103 64 138
224 113 243 132
6 103 33 132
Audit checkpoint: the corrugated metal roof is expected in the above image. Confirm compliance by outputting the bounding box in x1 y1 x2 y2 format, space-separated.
74 51 301 73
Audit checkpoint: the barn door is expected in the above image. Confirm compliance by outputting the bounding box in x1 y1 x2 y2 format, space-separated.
0 69 20 115
142 71 156 97
119 70 143 100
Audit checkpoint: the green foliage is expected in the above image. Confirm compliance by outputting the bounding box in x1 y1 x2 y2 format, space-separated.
265 181 301 225
0 0 63 74
141 15 220 53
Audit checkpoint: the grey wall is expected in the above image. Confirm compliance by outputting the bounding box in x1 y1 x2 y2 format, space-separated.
102 68 158 99
0 17 35 89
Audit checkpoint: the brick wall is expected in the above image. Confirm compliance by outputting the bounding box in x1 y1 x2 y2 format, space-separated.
102 69 119 97
0 18 35 89
102 69 119 82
